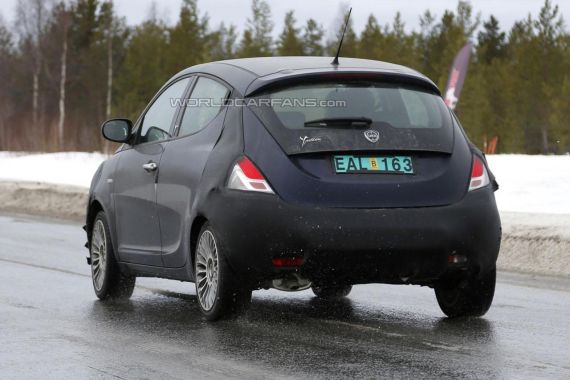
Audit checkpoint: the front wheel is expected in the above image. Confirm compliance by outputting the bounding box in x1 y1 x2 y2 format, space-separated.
194 223 252 321
90 211 136 300
435 267 496 318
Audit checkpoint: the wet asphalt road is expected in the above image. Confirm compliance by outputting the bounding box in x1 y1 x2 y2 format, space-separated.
0 214 569 379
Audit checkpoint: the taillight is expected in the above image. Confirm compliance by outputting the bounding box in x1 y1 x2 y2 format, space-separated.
469 155 490 191
227 157 274 194
272 257 305 267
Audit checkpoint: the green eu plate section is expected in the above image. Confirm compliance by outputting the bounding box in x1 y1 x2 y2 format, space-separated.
334 155 414 174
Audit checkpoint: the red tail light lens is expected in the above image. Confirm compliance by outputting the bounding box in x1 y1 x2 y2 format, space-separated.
272 257 305 267
236 157 264 180
469 156 490 191
227 157 274 194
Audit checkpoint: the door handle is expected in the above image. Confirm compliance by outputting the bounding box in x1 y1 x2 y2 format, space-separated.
142 162 158 172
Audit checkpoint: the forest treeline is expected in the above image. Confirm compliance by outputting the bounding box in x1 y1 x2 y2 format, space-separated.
0 0 568 153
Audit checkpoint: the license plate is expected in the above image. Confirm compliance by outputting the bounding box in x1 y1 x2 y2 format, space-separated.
333 155 414 174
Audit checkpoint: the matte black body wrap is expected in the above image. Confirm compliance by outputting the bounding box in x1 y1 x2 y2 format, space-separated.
205 187 501 286
85 57 501 287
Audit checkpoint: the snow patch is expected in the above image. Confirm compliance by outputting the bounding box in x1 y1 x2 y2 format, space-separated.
486 155 570 214
0 152 108 188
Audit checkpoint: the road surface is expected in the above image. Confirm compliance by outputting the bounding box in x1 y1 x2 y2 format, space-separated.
0 214 569 379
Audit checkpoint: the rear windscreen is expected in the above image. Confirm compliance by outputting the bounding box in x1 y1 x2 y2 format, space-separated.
248 80 454 155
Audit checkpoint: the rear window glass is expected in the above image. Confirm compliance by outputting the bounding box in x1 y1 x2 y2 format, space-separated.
249 80 454 155
266 83 445 129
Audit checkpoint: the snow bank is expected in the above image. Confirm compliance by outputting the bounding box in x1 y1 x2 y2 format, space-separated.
0 152 569 214
486 155 570 214
0 152 107 188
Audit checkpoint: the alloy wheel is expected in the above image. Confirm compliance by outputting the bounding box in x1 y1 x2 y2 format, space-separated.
91 219 107 291
195 230 219 311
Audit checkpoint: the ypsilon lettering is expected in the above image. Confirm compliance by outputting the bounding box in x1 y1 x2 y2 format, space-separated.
300 136 322 147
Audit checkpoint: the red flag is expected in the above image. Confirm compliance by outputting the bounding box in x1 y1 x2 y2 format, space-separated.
444 42 473 110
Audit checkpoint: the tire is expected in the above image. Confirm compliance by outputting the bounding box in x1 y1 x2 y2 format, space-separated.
311 282 352 300
435 267 496 318
90 211 136 300
194 223 252 321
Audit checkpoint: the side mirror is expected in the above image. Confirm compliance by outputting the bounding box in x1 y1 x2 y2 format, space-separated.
101 118 133 143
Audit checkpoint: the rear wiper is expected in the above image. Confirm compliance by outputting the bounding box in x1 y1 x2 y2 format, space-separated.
304 117 372 128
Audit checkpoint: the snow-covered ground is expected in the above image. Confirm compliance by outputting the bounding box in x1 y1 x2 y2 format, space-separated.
0 152 108 188
486 154 570 215
0 151 569 214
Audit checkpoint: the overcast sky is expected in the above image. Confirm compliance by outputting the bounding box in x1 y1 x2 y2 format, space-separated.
1 0 567 38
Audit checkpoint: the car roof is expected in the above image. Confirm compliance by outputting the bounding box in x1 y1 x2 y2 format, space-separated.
172 56 440 96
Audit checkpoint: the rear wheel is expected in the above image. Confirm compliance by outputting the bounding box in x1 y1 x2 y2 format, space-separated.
311 282 352 300
90 211 136 300
194 223 252 321
435 267 496 318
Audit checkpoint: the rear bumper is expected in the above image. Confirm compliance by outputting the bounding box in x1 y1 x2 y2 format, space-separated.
207 188 501 286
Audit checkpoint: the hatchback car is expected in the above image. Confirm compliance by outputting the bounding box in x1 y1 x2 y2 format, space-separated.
85 57 501 321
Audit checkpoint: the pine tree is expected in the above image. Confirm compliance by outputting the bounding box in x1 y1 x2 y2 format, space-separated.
277 11 303 56
477 16 506 64
66 0 113 150
359 15 382 60
503 17 540 152
551 32 570 153
167 0 208 73
70 0 99 49
16 0 50 134
418 10 437 76
208 23 238 60
533 0 565 152
116 18 170 122
237 29 256 58
420 2 478 91
303 19 324 56
377 13 420 68
456 0 480 38
550 74 570 153
238 0 273 57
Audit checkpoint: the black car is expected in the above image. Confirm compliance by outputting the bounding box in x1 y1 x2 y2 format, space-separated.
86 57 501 321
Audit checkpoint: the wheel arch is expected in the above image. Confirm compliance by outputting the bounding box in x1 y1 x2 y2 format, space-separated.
189 214 208 277
86 197 119 262
86 199 104 242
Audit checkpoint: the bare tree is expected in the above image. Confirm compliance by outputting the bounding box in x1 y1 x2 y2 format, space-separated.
106 0 113 120
0 14 12 149
101 0 114 153
16 0 50 131
56 3 70 150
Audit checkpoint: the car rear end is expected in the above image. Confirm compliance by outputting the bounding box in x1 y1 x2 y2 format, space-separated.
212 72 501 288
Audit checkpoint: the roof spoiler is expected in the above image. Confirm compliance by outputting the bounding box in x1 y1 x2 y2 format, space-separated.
245 69 441 97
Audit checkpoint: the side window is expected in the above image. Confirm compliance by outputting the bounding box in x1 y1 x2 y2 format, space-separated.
178 77 230 137
139 78 190 144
